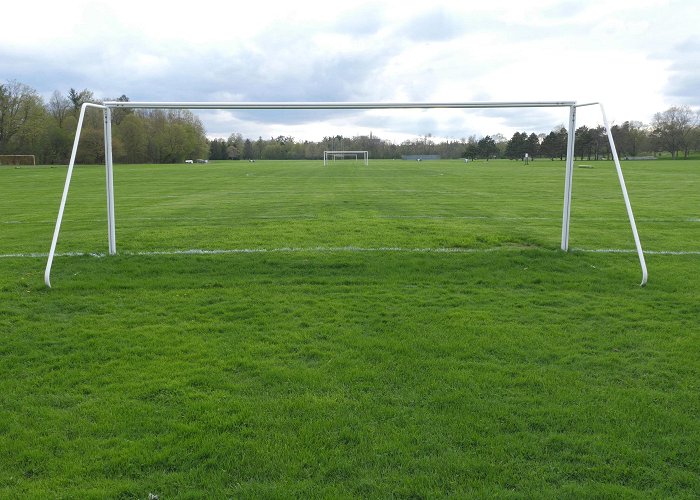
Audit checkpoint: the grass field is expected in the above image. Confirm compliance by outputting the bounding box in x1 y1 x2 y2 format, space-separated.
1 159 699 497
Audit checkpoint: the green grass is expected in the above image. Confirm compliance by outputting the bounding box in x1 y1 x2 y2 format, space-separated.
1 159 698 497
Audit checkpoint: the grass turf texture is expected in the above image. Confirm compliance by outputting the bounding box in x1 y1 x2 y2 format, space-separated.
1 159 698 497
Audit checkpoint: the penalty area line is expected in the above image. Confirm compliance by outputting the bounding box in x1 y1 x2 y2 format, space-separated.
3 247 700 259
572 248 700 255
3 246 521 259
128 246 515 256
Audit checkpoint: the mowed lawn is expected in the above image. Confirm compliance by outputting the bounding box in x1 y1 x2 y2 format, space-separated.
0 159 698 497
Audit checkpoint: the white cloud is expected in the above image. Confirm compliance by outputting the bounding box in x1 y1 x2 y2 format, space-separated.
1 0 698 141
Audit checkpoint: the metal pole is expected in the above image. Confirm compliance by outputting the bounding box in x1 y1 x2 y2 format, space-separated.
104 108 116 255
104 100 577 110
561 105 576 251
44 103 107 287
599 104 648 286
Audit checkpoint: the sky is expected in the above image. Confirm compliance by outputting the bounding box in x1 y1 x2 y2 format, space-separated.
1 0 698 142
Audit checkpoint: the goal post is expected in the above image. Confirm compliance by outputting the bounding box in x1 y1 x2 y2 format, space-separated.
324 150 369 166
44 100 648 287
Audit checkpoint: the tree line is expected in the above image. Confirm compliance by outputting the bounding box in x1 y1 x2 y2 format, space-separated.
1 79 698 164
209 106 699 163
0 81 208 164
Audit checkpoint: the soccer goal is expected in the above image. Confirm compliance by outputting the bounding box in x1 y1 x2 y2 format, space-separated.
44 100 648 287
324 150 369 166
0 154 35 166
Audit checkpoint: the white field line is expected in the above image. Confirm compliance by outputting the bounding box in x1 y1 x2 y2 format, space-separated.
3 246 700 259
0 247 507 259
0 251 106 258
4 215 700 224
572 248 700 255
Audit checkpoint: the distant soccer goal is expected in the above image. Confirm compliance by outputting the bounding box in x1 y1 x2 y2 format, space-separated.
323 150 369 166
0 154 35 166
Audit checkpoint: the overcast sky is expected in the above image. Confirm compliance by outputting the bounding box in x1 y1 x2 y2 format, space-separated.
2 0 698 142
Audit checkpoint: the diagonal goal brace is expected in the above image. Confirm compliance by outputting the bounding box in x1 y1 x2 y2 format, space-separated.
43 101 648 287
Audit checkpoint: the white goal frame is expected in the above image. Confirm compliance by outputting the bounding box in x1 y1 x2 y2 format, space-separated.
0 154 36 166
44 100 648 287
324 150 369 166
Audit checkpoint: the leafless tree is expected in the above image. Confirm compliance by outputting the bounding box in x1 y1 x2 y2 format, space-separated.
47 90 71 128
652 105 696 159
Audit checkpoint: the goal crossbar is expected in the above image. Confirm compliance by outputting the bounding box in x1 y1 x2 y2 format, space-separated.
103 101 578 110
43 100 648 287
